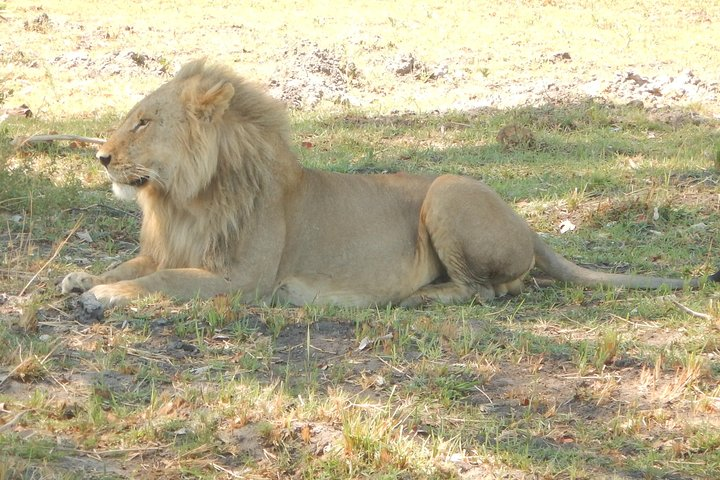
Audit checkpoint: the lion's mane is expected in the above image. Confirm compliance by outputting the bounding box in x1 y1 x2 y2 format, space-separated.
136 59 297 273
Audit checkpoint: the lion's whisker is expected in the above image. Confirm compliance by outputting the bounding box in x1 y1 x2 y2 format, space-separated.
132 166 166 188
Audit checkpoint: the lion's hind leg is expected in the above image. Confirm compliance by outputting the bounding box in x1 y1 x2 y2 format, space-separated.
403 175 535 307
399 281 494 308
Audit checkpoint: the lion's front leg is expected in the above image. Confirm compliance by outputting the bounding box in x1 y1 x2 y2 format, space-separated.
86 268 235 308
61 255 158 294
85 280 149 308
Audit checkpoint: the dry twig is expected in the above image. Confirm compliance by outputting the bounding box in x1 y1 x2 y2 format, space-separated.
663 296 713 321
67 443 172 458
19 215 84 296
12 134 105 147
0 410 28 433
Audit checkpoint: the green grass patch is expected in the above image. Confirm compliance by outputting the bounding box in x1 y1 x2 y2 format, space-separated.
1 101 719 478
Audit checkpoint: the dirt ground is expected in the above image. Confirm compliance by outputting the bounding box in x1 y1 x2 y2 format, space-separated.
2 1 720 118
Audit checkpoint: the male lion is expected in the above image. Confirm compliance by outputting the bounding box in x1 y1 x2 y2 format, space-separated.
61 59 719 308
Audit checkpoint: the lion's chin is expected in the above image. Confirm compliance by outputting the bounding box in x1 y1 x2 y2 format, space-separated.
110 176 150 202
112 183 139 201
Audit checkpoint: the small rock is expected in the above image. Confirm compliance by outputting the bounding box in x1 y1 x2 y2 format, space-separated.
152 318 169 329
688 222 708 232
169 341 200 356
388 53 415 75
76 230 93 243
73 292 105 323
430 63 448 79
625 72 649 86
551 52 571 62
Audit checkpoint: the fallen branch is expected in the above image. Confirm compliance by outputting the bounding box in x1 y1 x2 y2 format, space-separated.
663 296 713 321
63 443 173 458
12 134 106 147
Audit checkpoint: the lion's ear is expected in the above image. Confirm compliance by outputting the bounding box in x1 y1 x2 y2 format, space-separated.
191 81 235 122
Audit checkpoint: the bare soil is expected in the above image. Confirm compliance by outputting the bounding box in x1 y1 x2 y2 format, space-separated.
2 2 720 118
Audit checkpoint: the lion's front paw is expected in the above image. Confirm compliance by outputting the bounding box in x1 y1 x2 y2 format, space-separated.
88 282 146 309
60 271 101 294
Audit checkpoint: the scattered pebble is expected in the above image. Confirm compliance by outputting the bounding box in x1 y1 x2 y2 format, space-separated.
387 52 416 76
72 292 105 323
689 222 708 232
269 40 357 109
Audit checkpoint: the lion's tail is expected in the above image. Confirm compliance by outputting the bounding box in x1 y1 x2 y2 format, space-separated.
532 233 719 290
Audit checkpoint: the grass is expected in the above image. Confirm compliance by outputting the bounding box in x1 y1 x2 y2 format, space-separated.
2 1 720 478
2 100 719 479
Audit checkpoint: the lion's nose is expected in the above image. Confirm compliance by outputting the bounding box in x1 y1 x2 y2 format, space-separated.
97 152 112 167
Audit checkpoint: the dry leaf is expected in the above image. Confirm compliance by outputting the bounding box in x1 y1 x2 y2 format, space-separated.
558 219 576 234
301 424 311 444
357 336 371 351
76 230 93 243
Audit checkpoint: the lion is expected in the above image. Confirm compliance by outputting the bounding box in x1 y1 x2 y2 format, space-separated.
60 59 719 309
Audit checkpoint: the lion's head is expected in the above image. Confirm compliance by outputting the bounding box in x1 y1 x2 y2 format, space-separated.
95 59 297 271
96 58 291 206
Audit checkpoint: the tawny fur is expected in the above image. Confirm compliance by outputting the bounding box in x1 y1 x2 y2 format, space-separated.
61 59 718 308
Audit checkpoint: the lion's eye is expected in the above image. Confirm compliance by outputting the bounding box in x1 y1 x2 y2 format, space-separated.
133 119 150 132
